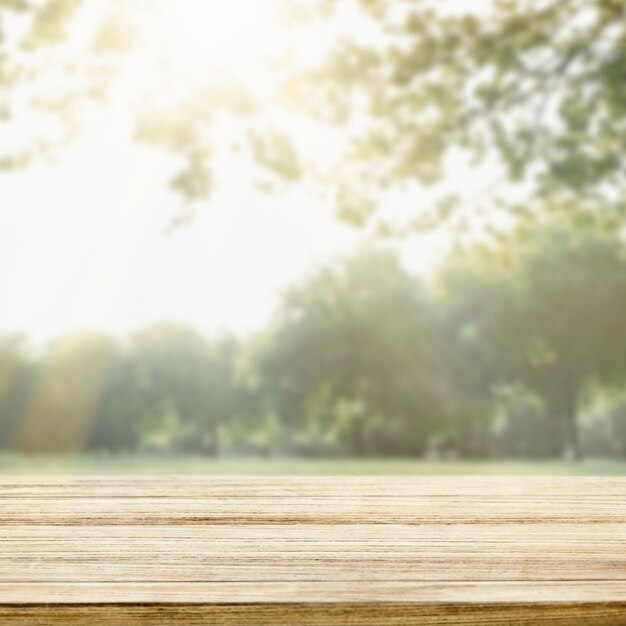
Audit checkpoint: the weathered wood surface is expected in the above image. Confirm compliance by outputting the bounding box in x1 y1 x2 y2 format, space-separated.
0 476 625 625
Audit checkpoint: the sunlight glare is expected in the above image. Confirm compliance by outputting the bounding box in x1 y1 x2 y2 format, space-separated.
146 0 282 87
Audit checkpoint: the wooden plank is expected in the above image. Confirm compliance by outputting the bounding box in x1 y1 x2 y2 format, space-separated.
0 525 624 582
0 477 624 624
0 496 625 524
1 603 626 626
3 581 626 603
1 475 625 497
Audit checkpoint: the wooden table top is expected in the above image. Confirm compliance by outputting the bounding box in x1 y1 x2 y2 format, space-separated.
0 476 625 625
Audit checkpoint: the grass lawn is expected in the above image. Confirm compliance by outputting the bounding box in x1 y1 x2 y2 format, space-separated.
0 454 625 475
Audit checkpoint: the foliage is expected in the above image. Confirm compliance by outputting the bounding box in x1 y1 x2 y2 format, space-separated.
0 231 625 459
128 325 242 454
253 248 447 456
0 0 130 168
276 0 626 232
4 0 626 233
437 224 626 457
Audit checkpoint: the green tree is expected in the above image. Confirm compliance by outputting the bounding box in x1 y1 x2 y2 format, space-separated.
87 345 141 452
439 225 626 459
129 324 241 455
0 0 130 169
508 227 626 458
12 332 119 453
7 1 626 234
129 0 626 233
435 253 517 457
273 0 626 232
491 387 554 459
0 334 33 449
255 248 447 456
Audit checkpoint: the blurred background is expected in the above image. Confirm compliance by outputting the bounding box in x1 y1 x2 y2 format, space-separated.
0 0 625 474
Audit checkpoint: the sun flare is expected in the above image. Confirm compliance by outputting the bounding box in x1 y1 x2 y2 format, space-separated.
142 0 283 88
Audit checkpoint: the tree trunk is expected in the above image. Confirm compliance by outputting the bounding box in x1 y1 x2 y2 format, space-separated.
206 423 219 456
547 392 580 460
558 393 580 461
562 409 580 461
351 415 366 457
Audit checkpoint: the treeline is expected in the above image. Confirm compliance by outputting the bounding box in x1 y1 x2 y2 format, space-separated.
2 225 626 459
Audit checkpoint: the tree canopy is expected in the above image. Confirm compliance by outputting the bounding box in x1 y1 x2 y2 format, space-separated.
2 0 625 232
253 249 446 456
438 226 626 457
1 229 625 459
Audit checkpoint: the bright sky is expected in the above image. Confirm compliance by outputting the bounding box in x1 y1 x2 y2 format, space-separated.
0 111 452 343
0 118 354 342
0 113 452 342
0 0 476 343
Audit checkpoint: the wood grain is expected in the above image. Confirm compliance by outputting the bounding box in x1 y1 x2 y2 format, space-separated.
0 476 624 624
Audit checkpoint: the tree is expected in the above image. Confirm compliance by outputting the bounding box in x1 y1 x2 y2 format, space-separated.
5 1 626 234
491 388 554 459
12 332 119 453
132 0 626 233
440 225 626 458
508 227 626 458
0 0 130 169
129 324 241 455
269 0 626 233
0 334 33 449
255 248 448 456
435 252 517 457
87 345 141 452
